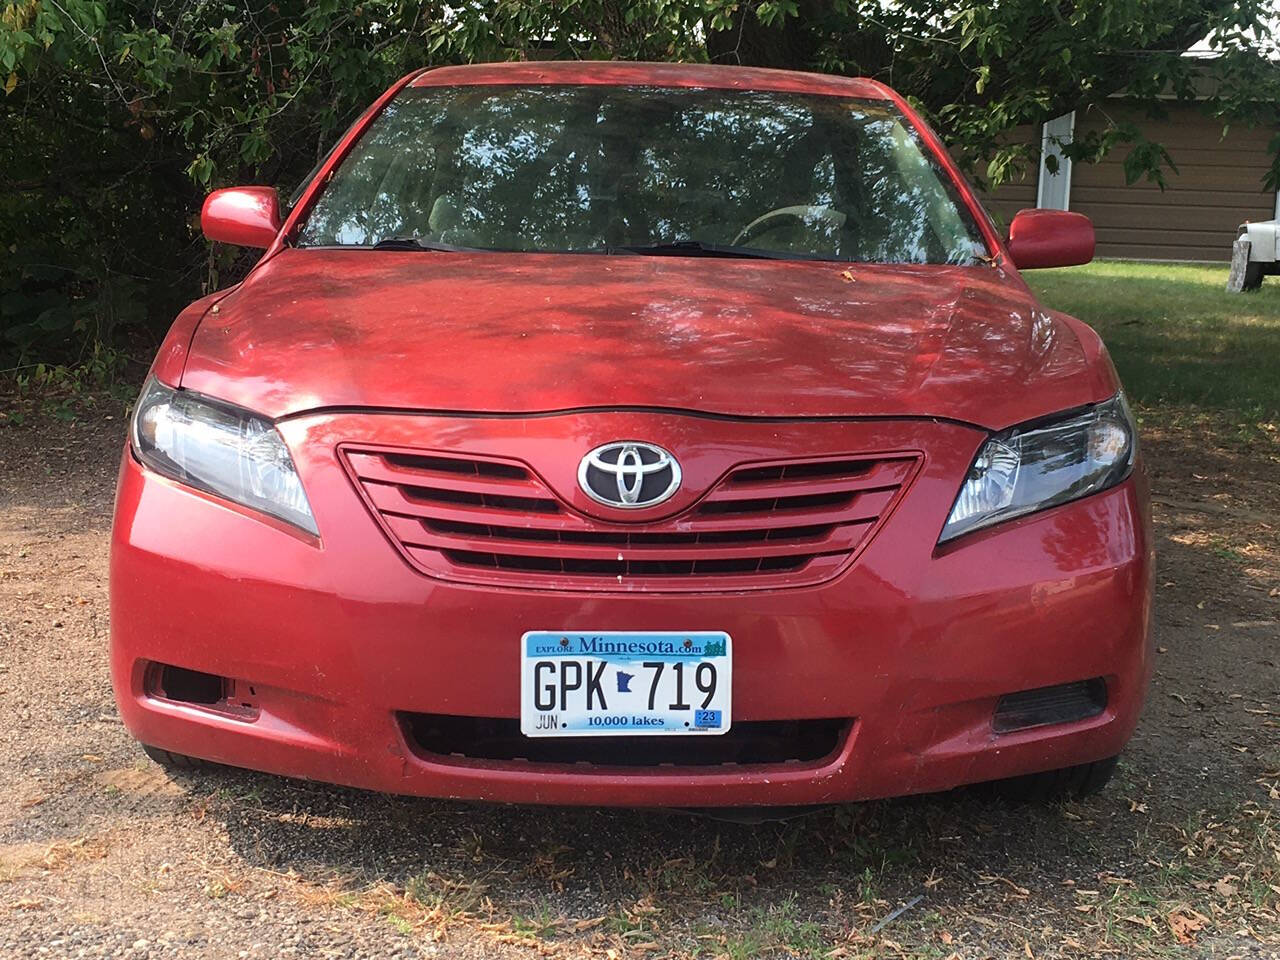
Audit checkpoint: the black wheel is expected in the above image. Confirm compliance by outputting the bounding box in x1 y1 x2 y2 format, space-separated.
141 743 218 771
1242 261 1265 292
985 755 1119 802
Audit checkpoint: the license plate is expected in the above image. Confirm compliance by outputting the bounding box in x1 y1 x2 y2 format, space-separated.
520 631 732 737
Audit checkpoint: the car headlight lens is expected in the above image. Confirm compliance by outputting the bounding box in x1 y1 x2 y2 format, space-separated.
130 377 318 535
940 394 1136 543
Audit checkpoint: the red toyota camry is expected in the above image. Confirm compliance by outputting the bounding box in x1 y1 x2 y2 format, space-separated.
110 62 1152 808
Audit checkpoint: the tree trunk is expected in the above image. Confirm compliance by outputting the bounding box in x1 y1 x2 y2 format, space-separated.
704 1 894 78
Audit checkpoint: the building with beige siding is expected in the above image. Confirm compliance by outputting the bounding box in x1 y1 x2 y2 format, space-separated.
983 101 1278 262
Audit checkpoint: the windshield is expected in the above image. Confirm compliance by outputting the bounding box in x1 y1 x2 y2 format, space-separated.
297 85 986 264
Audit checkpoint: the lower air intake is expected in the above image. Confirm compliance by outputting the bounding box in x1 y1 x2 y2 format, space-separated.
401 714 850 768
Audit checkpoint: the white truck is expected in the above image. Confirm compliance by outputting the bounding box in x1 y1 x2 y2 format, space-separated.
1229 219 1279 291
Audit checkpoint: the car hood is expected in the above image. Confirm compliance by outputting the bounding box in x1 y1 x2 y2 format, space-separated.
181 249 1112 430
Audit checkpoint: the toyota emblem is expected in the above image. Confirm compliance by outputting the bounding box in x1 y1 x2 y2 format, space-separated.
577 442 681 509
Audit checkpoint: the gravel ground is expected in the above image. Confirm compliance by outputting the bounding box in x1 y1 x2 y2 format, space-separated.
0 404 1277 959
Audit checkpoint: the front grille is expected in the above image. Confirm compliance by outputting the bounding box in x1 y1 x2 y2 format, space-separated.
343 447 918 591
400 713 851 768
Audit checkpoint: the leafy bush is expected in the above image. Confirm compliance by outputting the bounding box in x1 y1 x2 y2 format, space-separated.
1 0 434 368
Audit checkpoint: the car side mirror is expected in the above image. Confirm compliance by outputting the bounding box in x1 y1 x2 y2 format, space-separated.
1005 209 1095 270
201 187 283 249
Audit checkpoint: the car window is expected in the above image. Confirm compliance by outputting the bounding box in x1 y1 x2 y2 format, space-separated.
296 85 987 264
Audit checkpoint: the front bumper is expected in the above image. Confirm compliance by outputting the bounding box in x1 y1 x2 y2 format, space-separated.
110 411 1153 807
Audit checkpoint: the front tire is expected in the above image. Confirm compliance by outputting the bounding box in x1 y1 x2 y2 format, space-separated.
141 744 219 772
985 755 1119 802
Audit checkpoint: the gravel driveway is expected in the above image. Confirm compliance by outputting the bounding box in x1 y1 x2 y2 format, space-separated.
1 407 1277 959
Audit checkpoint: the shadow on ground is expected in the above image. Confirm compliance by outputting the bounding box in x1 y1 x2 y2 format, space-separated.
183 497 1275 955
1 398 1275 957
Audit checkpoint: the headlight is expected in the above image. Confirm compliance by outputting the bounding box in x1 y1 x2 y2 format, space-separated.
940 394 1136 543
130 377 318 535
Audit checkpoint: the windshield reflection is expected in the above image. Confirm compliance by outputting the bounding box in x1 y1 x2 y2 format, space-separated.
298 86 986 264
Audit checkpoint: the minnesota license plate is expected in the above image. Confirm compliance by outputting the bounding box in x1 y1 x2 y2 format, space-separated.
520 631 732 737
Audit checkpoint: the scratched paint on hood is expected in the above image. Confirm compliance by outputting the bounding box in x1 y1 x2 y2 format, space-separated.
181 248 1112 428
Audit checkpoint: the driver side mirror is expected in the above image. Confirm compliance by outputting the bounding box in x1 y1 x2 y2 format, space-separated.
1005 209 1095 270
201 186 283 249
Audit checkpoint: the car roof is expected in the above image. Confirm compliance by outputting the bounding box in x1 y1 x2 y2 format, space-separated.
408 61 892 100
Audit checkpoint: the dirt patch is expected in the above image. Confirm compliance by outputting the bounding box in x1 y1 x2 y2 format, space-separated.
0 409 1277 959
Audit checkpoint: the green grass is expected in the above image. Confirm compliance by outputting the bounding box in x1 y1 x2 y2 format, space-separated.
1026 260 1280 422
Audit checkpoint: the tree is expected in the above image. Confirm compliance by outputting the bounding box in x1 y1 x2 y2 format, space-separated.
2 0 1277 367
1 1 442 368
430 1 1280 190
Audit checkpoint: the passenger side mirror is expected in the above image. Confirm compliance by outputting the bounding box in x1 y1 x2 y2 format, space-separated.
1005 209 1095 270
201 187 283 249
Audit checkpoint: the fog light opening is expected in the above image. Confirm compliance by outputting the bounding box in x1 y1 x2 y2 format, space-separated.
146 663 260 721
157 664 226 705
993 678 1107 734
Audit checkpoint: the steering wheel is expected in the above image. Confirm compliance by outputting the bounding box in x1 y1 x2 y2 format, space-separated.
733 205 848 247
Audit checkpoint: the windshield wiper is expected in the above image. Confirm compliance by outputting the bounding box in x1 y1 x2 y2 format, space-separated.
366 236 826 260
609 240 846 261
370 236 482 252
609 240 797 261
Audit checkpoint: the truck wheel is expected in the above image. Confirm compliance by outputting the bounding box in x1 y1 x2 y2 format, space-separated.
1242 261 1265 291
985 755 1119 802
